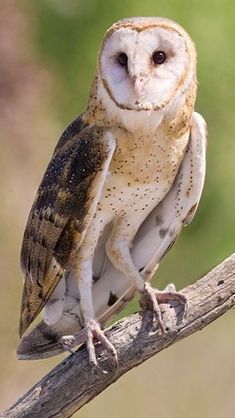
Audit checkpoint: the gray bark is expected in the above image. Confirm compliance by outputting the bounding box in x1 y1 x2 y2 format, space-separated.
3 253 235 418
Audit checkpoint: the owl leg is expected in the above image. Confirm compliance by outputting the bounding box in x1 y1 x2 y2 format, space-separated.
61 219 117 367
106 219 187 332
60 257 117 366
77 257 117 366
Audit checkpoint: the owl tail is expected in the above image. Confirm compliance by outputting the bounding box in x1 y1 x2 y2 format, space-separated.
17 305 83 360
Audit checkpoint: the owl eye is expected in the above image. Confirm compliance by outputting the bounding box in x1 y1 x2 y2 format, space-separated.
152 51 166 65
117 52 128 68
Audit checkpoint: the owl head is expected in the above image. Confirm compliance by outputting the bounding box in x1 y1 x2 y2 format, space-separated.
96 17 196 128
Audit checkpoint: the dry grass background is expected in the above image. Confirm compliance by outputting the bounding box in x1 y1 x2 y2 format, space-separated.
0 0 235 416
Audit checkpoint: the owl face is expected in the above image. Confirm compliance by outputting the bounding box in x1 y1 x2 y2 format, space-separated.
98 18 196 113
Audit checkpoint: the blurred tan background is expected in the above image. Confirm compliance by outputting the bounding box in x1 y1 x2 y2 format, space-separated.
1 0 235 416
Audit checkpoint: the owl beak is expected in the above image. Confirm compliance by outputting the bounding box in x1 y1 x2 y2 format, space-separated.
131 76 146 98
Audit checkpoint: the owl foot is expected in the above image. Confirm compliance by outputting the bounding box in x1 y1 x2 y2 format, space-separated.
60 320 118 369
85 319 118 368
139 283 187 332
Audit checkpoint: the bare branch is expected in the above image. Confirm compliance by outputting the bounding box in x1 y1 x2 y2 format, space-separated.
3 253 235 418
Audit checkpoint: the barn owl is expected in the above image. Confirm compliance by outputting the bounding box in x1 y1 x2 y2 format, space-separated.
17 17 207 365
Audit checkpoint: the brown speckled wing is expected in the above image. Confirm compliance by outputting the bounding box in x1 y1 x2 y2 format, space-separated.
19 115 115 337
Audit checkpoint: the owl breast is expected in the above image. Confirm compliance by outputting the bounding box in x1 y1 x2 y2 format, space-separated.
97 126 190 219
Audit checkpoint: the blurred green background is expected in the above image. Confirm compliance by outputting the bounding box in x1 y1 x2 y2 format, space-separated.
1 0 235 416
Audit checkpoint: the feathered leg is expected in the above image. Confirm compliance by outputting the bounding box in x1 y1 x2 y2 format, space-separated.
60 216 117 366
106 218 187 332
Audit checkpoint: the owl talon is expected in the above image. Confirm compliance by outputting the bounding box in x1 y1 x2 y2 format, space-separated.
60 335 77 354
60 323 117 368
60 328 88 354
140 283 187 332
85 320 118 368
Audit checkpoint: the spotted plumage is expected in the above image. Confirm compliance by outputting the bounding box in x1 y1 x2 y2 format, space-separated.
17 17 207 364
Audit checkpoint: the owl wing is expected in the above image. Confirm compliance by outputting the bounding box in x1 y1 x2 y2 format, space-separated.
17 112 206 360
19 115 116 337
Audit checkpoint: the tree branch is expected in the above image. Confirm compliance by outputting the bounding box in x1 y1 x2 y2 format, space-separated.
3 253 235 418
